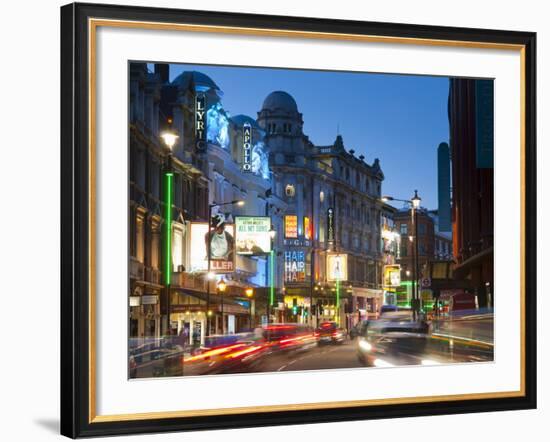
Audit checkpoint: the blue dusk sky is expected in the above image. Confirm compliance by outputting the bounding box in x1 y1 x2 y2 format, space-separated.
161 63 450 210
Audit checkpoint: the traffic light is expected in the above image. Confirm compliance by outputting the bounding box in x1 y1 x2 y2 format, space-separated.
292 305 298 315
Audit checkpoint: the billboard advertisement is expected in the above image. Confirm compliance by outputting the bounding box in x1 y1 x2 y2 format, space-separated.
304 216 312 240
189 222 235 273
284 215 298 238
235 216 272 255
284 250 306 283
326 253 348 281
383 264 402 287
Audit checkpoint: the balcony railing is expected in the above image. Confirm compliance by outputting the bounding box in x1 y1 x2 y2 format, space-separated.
145 267 161 285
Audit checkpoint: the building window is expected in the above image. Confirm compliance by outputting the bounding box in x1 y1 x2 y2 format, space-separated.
400 223 408 235
136 214 144 263
285 184 296 197
172 225 185 272
418 223 427 235
401 244 408 257
151 226 160 270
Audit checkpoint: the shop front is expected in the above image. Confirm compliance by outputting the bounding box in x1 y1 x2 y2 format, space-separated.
129 283 162 345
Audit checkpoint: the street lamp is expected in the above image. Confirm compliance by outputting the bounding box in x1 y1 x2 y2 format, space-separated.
411 189 421 209
411 190 421 319
160 130 179 151
205 199 245 336
245 287 254 329
268 226 276 324
381 190 422 320
160 129 178 337
217 278 227 334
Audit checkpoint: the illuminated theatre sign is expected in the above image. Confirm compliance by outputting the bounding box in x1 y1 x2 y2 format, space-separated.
285 215 298 239
242 122 252 172
327 208 335 244
284 250 306 283
383 264 402 287
327 253 348 281
195 94 207 152
235 216 271 255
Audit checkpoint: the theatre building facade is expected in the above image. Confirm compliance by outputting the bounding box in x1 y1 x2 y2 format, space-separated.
258 91 385 328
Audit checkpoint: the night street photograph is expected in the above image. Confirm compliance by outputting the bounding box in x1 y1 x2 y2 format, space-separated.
128 62 494 378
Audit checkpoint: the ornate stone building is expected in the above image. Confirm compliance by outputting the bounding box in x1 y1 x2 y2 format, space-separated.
257 91 385 328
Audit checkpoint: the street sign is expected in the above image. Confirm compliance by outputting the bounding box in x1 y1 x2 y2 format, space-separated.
421 277 431 288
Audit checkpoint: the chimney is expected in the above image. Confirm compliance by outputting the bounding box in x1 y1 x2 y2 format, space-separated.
154 63 169 84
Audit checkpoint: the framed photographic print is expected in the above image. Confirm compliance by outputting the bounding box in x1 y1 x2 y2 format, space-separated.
60 2 537 438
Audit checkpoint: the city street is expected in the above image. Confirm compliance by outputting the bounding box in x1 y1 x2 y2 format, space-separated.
131 314 494 377
258 340 362 372
127 62 497 380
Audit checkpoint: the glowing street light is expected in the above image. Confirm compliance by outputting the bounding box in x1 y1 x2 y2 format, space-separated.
411 189 422 209
160 130 179 150
245 288 254 328
381 190 423 320
206 199 245 336
160 128 179 337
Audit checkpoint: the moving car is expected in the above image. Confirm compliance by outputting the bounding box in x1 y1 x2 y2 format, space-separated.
316 321 346 345
356 310 430 366
349 320 369 340
262 323 317 352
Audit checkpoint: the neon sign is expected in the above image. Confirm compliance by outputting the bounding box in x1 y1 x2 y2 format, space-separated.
242 122 252 172
195 94 206 152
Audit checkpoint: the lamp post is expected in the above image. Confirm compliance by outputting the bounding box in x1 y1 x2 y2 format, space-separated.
268 226 276 324
381 190 422 321
160 129 178 336
217 278 227 334
205 199 245 336
245 287 254 329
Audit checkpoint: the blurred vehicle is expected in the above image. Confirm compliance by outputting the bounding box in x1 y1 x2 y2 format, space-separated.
316 321 346 345
356 310 430 367
262 323 317 352
183 333 267 376
349 320 369 340
129 338 185 378
379 304 399 315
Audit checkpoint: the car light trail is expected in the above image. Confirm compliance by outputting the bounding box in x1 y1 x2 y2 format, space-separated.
373 358 394 367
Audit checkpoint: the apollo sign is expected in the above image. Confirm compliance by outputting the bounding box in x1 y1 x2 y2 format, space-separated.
242 122 252 172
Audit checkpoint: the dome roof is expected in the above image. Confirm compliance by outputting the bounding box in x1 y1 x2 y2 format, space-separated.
261 91 298 113
171 71 220 92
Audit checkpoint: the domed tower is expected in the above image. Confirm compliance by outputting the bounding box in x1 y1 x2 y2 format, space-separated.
257 91 306 166
168 71 227 155
257 91 303 137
